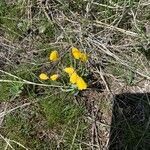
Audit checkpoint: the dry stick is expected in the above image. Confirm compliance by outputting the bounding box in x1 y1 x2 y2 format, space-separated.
0 79 64 88
9 140 28 150
97 67 110 93
76 140 99 148
0 134 15 150
92 2 123 9
93 115 101 149
0 69 25 80
0 70 66 88
94 124 101 149
4 141 9 150
94 20 139 37
0 103 8 127
0 134 28 150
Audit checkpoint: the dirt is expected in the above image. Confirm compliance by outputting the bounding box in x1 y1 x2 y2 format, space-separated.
77 88 112 149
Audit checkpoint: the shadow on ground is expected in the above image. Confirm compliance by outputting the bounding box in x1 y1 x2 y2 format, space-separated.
109 93 150 150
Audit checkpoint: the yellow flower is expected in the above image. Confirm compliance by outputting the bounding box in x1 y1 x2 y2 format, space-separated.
71 47 88 61
71 47 82 59
49 50 59 61
76 77 87 90
80 53 88 62
64 67 75 76
39 73 49 80
70 72 79 84
50 74 59 81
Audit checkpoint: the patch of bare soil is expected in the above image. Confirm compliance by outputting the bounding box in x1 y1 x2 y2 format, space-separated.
77 87 112 149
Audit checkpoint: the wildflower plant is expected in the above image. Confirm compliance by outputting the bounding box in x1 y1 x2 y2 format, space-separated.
39 47 88 92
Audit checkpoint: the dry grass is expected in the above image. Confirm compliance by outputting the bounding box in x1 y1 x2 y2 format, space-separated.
0 0 150 149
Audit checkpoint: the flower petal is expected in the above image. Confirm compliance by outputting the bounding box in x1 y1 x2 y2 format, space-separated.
39 73 49 80
64 67 75 76
49 50 59 61
76 77 87 90
70 72 79 84
71 47 82 59
50 74 59 81
80 53 88 62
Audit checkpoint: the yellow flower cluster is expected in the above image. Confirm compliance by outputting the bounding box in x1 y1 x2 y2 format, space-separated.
64 67 87 90
72 47 88 62
39 47 88 90
39 73 59 81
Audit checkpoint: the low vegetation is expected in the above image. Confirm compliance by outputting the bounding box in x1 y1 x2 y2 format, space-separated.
0 0 150 149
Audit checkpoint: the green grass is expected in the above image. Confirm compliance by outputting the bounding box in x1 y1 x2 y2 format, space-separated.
0 92 88 149
0 0 150 149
